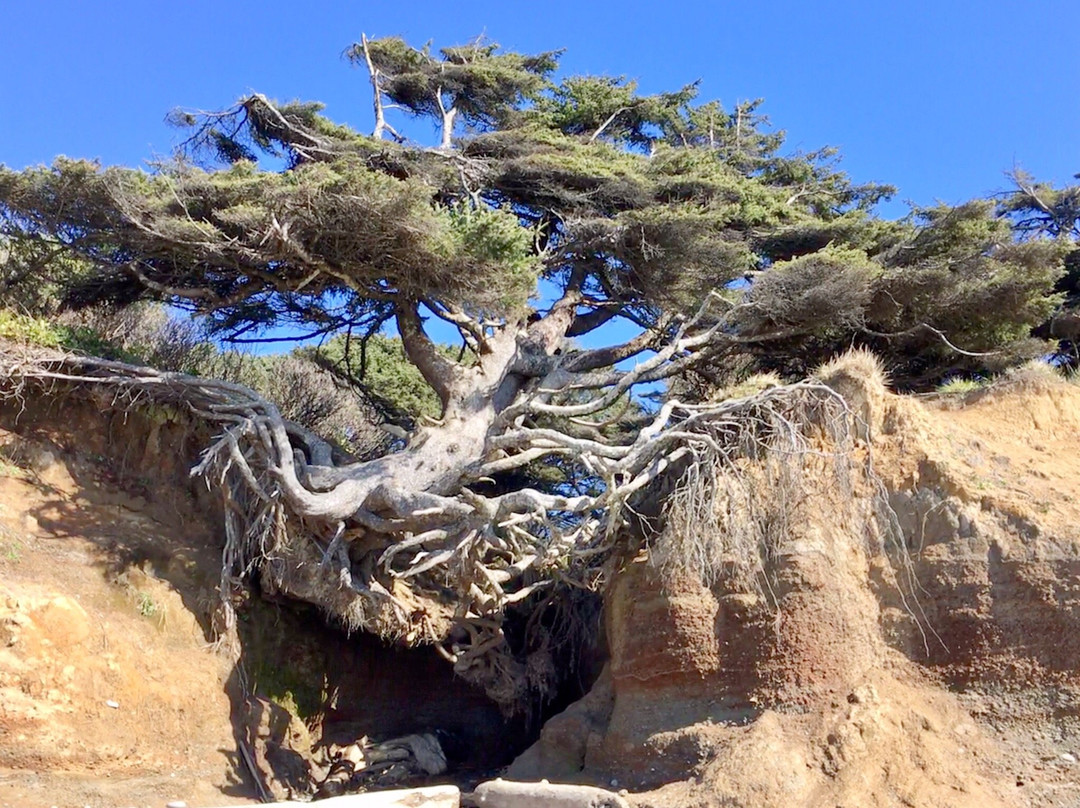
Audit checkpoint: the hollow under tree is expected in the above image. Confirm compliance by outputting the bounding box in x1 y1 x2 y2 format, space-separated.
0 36 1064 707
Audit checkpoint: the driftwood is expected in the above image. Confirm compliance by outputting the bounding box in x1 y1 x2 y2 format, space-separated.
471 779 629 808
209 785 461 807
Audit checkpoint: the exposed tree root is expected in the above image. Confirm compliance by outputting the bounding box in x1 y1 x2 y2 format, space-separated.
0 340 892 709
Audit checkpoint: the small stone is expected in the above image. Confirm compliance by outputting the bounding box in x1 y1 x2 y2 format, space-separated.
105 699 120 709
610 779 618 787
166 801 187 808
1061 752 1077 764
26 446 57 473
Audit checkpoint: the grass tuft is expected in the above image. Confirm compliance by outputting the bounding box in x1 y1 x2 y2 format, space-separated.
936 377 987 395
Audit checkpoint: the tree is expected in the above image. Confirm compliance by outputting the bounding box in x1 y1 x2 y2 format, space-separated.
997 169 1080 367
0 233 95 316
0 36 1064 707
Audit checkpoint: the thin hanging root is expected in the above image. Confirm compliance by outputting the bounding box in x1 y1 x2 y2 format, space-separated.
652 384 852 599
653 382 940 653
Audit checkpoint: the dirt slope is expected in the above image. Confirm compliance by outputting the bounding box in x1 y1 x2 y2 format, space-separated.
0 428 252 808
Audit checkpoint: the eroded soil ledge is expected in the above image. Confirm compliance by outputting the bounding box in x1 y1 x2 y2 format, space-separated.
2 365 1079 808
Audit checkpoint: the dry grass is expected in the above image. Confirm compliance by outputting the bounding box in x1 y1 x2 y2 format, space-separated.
1000 358 1066 387
712 372 783 402
815 347 890 391
936 377 987 396
813 348 889 441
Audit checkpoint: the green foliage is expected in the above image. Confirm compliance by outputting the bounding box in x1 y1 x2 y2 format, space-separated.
0 308 142 361
740 246 882 337
867 203 1065 384
0 526 22 563
528 75 696 150
996 170 1080 368
135 590 160 618
0 235 97 316
352 35 560 131
0 309 67 347
998 169 1080 241
0 34 1067 392
307 334 446 421
664 98 784 169
0 44 892 344
437 204 537 310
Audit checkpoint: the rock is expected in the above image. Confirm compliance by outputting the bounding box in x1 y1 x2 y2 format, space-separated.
21 443 57 473
1061 752 1077 764
506 666 613 781
472 779 629 808
29 596 91 647
0 436 58 473
166 801 188 808
245 696 316 801
106 699 120 709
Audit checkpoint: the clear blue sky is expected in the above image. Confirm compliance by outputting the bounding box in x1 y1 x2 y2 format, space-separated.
1 0 1076 361
2 0 1078 215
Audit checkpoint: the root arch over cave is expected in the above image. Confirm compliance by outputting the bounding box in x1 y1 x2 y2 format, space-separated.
0 372 603 797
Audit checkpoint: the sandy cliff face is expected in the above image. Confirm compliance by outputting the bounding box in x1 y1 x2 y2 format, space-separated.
876 381 1080 685
513 366 1080 808
2 362 1079 807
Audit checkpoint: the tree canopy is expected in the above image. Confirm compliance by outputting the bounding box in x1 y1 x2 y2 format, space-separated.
1 37 1066 389
996 169 1080 367
0 35 1069 708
